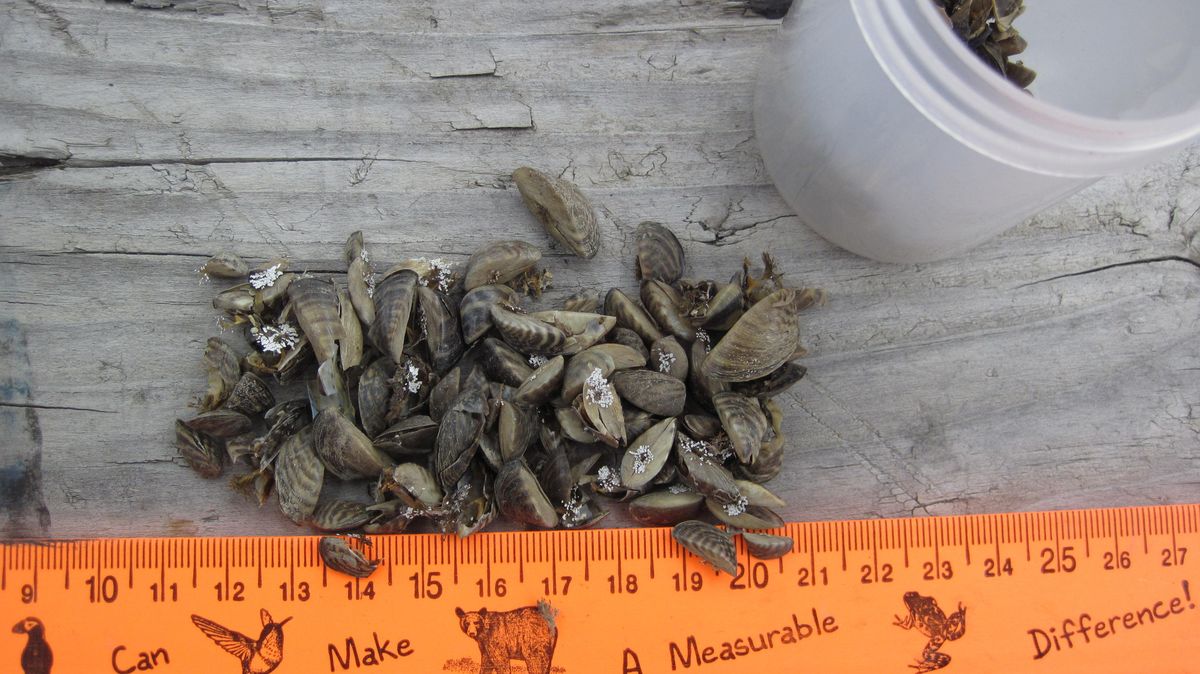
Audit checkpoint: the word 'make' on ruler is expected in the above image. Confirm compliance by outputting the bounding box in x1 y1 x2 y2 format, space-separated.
2 504 1196 673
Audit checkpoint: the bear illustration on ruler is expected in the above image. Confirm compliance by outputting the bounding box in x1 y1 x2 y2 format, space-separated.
451 600 558 674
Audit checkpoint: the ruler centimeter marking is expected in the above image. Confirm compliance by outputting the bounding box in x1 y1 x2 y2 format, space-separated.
2 504 1198 674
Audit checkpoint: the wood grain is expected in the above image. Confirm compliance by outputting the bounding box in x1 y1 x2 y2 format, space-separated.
2 0 1198 538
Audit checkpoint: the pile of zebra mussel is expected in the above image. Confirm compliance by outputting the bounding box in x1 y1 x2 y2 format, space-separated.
175 167 821 575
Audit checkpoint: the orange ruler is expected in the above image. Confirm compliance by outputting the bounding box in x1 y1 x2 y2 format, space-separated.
2 504 1196 673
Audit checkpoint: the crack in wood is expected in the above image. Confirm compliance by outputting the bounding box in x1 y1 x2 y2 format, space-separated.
1017 256 1200 288
0 402 118 415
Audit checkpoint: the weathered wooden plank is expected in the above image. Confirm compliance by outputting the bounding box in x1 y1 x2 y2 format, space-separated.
2 0 1198 538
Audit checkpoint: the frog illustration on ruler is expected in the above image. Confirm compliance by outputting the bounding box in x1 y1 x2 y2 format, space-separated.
893 592 967 672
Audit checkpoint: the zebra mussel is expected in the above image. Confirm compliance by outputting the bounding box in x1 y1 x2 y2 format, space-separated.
176 169 821 575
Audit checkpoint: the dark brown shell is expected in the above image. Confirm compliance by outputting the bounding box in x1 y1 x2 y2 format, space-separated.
357 357 395 438
175 419 224 478
641 280 694 343
629 490 704 526
513 167 600 259
514 355 564 406
495 460 559 528
310 499 373 532
417 286 464 374
604 288 662 345
478 337 534 387
607 327 650 359
184 409 254 438
224 372 274 416
742 532 794 560
201 251 249 279
634 221 684 284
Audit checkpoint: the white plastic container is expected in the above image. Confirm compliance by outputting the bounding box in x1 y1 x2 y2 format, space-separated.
754 0 1200 263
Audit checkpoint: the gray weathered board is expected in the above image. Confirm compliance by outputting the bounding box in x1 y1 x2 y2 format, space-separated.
1 0 1198 539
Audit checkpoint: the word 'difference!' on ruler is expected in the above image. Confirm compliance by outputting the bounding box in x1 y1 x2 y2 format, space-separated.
2 504 1197 673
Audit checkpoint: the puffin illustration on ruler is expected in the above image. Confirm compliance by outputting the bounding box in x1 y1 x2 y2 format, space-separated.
11 617 53 674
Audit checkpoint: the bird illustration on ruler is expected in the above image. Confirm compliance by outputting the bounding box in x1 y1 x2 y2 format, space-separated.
11 617 53 674
191 609 292 674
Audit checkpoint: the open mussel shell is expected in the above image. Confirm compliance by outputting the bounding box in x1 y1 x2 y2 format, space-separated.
574 373 626 448
212 285 256 313
561 349 615 401
612 369 686 417
513 167 600 259
514 355 564 406
490 305 567 356
634 221 684 284
703 288 799 382
498 401 539 462
275 427 323 524
201 251 249 279
310 499 373 532
649 336 688 380
369 269 418 364
742 532 793 560
363 501 420 534
319 536 380 578
176 419 225 478
672 520 737 575
184 409 254 438
712 392 769 463
555 406 598 444
224 372 274 416
312 408 394 480
629 489 704 526
641 280 694 344
495 460 559 528
559 487 610 529
735 397 785 483
706 499 785 530
460 284 521 344
604 288 662 345
619 417 677 490
463 240 541 291
693 281 744 330
308 358 355 419
288 277 345 365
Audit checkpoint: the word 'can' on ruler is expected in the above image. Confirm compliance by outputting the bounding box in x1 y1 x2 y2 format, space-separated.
2 504 1196 673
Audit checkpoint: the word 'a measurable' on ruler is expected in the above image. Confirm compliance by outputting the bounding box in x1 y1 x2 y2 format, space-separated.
1 504 1197 673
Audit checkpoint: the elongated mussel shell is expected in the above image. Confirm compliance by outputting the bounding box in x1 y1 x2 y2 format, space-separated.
369 269 418 364
561 348 615 401
478 338 533 387
641 279 694 343
607 326 649 360
734 361 806 399
561 290 600 313
649 336 688 380
514 355 564 406
676 433 740 503
495 460 559 528
312 408 394 480
490 305 566 356
703 288 798 382
712 392 769 464
604 288 662 345
357 357 394 438
311 499 373 532
513 167 600 259
463 240 541 291
417 286 465 373
629 489 704 526
288 277 345 365
336 287 363 370
612 369 686 417
345 232 375 325
498 401 539 462
706 498 784 530
528 311 615 355
586 343 647 370
736 398 785 483
319 536 380 578
373 415 437 457
275 427 323 524
634 221 684 284
672 520 737 575
201 337 241 411
184 409 254 438
381 463 443 509
741 532 793 560
460 284 521 344
434 384 487 488
619 417 677 490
